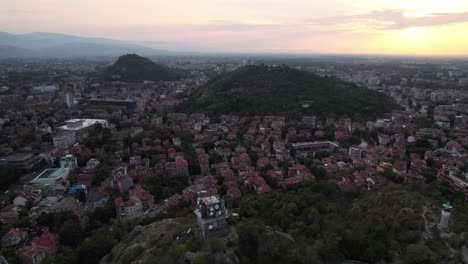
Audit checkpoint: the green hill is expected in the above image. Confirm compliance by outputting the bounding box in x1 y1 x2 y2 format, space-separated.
104 54 182 82
179 65 396 120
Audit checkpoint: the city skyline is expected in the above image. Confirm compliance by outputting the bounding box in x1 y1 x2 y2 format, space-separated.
1 0 468 56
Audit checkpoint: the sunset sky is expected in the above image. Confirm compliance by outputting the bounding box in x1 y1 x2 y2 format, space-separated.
1 0 468 55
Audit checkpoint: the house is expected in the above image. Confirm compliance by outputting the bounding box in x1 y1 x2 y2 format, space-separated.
13 192 34 207
129 155 142 167
282 177 303 188
288 164 315 181
164 194 183 208
31 232 59 255
116 174 134 192
444 140 467 157
112 166 134 192
266 170 284 185
198 153 210 176
334 130 350 143
129 185 154 210
349 146 362 161
231 153 251 169
17 246 46 264
173 137 182 146
1 228 28 247
393 160 408 175
94 179 111 208
86 158 101 169
115 197 142 220
378 133 391 145
115 185 154 219
167 148 176 159
175 152 185 161
411 157 427 172
47 196 82 217
227 187 242 199
247 176 271 193
60 154 78 171
165 159 189 177
337 181 358 192
405 173 426 184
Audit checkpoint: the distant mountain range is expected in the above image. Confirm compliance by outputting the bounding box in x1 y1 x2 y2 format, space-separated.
0 32 168 58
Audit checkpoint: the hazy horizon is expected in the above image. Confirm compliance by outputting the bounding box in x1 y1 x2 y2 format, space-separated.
2 0 468 56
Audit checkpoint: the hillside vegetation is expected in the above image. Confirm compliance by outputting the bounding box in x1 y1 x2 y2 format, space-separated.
95 183 468 264
179 65 396 120
104 54 182 82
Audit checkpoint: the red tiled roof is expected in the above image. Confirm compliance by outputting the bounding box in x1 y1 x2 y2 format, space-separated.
175 159 189 167
227 187 242 199
32 233 59 249
17 245 43 258
284 177 302 186
337 181 358 192
6 228 21 237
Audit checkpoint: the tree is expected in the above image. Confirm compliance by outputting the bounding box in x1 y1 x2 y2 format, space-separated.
208 238 225 253
77 228 115 263
89 200 116 229
94 164 110 186
0 166 22 189
193 255 208 264
59 218 83 247
41 247 78 264
236 221 264 260
404 244 436 264
316 233 343 262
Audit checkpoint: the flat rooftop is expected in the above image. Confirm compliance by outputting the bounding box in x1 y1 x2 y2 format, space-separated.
87 98 135 103
38 168 65 179
447 173 468 187
59 119 108 131
200 196 220 205
292 141 339 148
31 168 68 183
4 152 34 161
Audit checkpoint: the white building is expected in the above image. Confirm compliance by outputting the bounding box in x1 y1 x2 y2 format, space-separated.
59 119 108 132
32 84 58 93
438 202 453 230
60 154 78 171
86 158 101 169
53 131 76 149
65 93 74 108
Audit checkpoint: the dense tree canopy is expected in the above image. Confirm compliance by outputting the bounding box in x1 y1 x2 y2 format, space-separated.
233 183 454 263
179 65 396 120
103 54 182 82
0 166 22 189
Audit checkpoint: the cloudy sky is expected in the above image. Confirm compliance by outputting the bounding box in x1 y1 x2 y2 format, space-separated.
1 0 468 55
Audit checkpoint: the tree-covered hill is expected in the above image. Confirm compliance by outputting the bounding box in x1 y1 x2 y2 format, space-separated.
178 65 396 120
87 183 467 264
103 54 182 82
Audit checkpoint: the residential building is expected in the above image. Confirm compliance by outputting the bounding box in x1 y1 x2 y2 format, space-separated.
115 196 142 220
165 160 189 177
17 246 45 264
60 154 78 170
53 131 76 149
1 228 28 247
292 141 339 156
0 152 42 171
